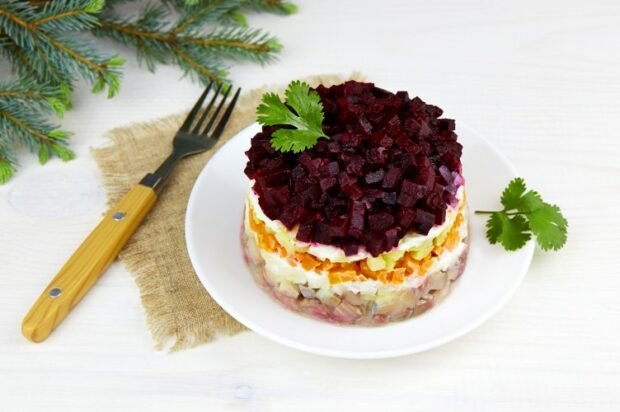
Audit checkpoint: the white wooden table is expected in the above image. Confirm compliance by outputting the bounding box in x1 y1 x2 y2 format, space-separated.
1 1 619 410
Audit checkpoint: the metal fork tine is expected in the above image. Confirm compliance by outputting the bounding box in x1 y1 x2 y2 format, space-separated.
191 82 222 134
202 85 232 137
179 81 213 132
210 88 241 140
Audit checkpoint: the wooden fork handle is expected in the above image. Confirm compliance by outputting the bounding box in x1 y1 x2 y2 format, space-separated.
22 184 157 343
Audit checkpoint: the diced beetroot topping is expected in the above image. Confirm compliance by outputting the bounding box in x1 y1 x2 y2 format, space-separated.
244 81 463 256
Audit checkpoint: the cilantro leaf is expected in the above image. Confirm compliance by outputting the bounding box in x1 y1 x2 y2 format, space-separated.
485 212 503 245
257 92 299 126
518 191 544 213
477 178 568 252
489 212 531 251
256 81 328 153
501 177 527 209
529 203 568 250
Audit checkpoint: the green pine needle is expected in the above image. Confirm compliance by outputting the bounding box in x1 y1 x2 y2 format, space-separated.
46 97 66 118
257 81 328 153
85 0 106 14
477 178 568 251
0 157 14 184
229 11 248 26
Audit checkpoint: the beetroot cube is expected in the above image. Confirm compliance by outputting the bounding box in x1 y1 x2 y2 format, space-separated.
296 223 314 243
347 200 365 238
403 117 421 134
342 184 364 200
358 114 373 133
320 161 340 177
438 165 453 185
414 209 435 234
327 141 341 153
313 222 331 244
302 158 322 176
382 191 397 205
426 104 443 117
400 179 426 200
329 216 349 237
442 151 462 171
438 118 456 131
319 177 337 192
416 156 435 190
258 158 284 170
262 185 289 205
397 207 416 228
278 206 296 229
291 164 305 179
364 169 385 184
418 122 433 138
366 236 385 257
433 206 446 225
368 147 388 164
382 167 403 189
399 152 417 171
338 172 357 188
344 154 365 175
368 212 395 231
255 169 289 187
384 227 400 250
299 184 320 205
379 135 394 147
364 188 384 200
343 243 359 256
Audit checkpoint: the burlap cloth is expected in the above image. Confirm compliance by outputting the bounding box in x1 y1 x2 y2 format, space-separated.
92 72 365 351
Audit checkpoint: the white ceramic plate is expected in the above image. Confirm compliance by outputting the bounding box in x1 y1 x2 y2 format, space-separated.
186 123 534 359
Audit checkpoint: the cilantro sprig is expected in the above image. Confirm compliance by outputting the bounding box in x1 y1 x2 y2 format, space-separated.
257 81 329 153
476 178 568 251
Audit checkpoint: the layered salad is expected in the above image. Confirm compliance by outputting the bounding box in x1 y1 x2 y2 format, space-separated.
242 81 468 325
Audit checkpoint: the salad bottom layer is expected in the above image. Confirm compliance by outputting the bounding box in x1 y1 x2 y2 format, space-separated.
242 222 469 326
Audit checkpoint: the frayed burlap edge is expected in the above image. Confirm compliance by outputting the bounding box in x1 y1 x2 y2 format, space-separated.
91 72 366 351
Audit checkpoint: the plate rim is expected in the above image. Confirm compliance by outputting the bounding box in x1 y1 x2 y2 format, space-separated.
185 122 534 359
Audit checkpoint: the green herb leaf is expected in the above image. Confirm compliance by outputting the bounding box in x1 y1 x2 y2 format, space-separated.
478 178 568 252
500 177 527 209
496 213 531 251
485 212 503 245
257 81 328 153
529 204 568 251
518 190 544 213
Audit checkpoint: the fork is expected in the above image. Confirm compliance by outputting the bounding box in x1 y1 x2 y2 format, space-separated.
22 82 241 343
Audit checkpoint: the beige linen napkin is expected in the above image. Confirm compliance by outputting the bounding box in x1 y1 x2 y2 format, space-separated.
92 72 365 351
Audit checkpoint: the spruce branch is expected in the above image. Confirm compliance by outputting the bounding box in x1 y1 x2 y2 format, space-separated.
0 0 123 94
0 143 16 184
241 0 298 15
0 0 293 183
94 3 282 84
0 77 75 166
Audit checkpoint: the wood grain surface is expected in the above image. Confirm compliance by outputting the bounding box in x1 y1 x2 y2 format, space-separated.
21 184 156 343
1 0 619 411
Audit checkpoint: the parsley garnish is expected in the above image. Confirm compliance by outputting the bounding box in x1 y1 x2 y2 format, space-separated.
256 81 328 153
476 178 568 251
